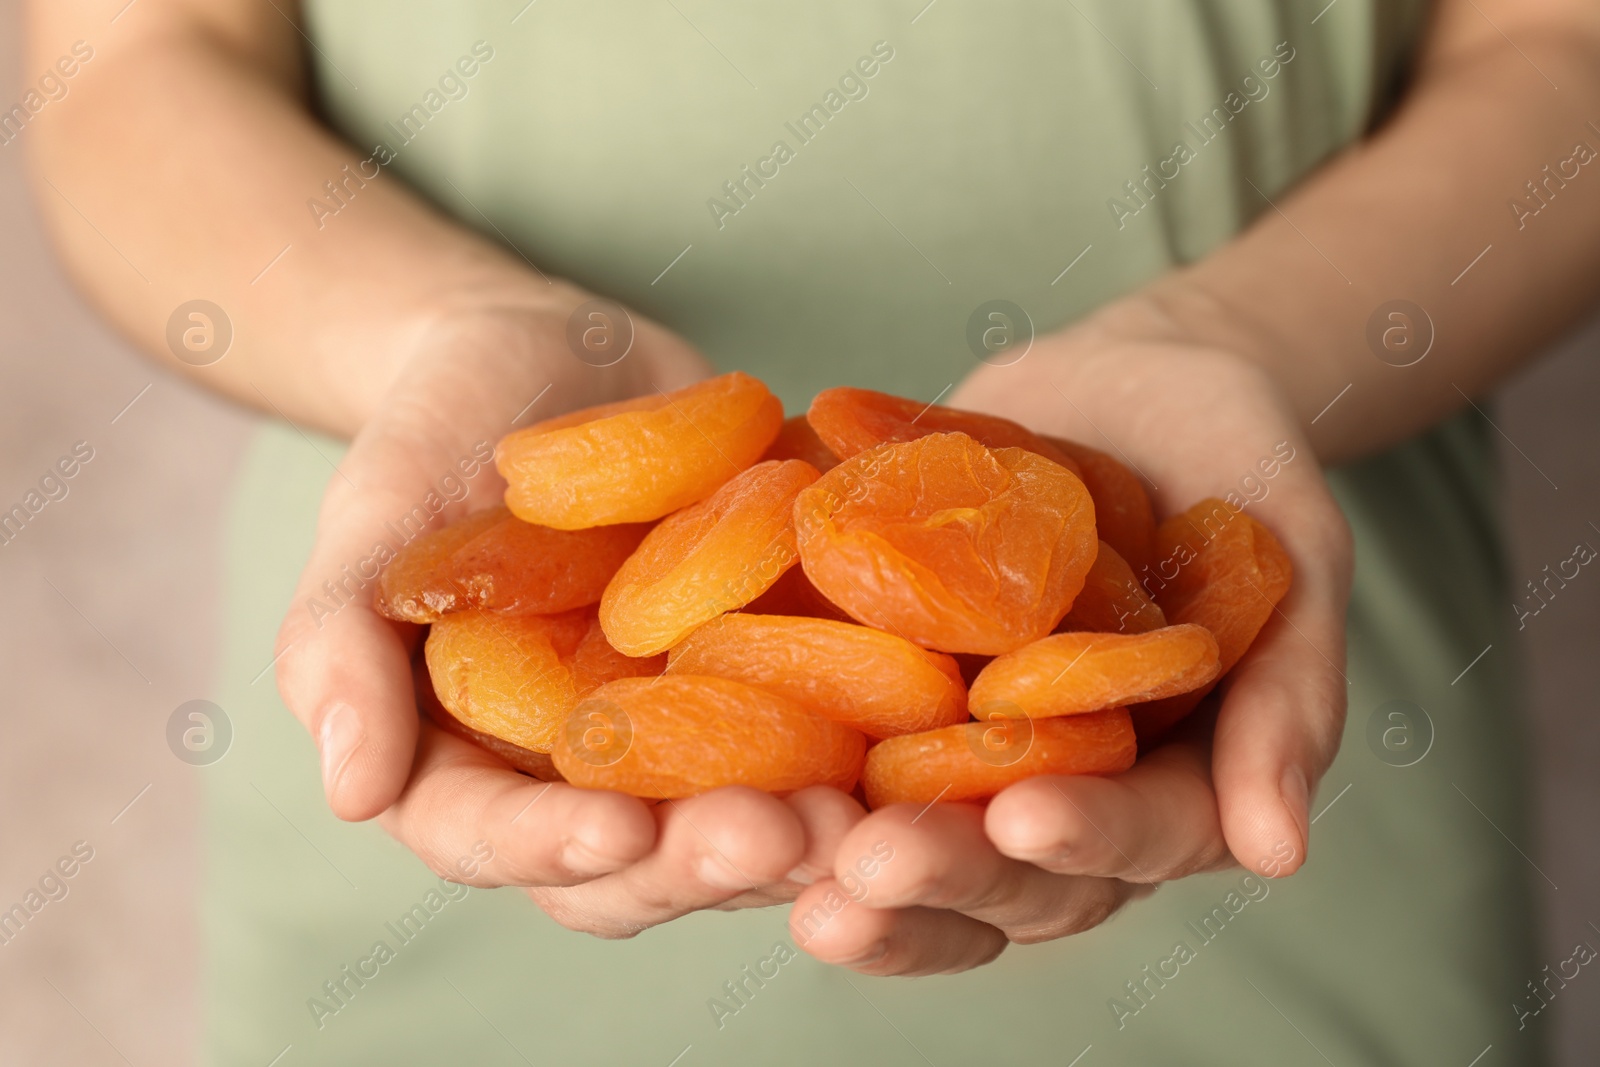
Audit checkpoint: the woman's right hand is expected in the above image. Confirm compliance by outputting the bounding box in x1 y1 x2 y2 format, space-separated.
272 297 866 934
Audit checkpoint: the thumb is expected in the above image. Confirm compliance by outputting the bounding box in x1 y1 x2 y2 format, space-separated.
1210 539 1350 878
273 411 504 820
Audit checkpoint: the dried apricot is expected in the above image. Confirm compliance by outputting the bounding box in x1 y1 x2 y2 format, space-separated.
1130 499 1293 742
666 614 968 738
377 506 649 623
1057 541 1167 634
793 432 1097 654
807 386 1082 474
571 614 666 695
969 624 1219 719
763 415 839 472
415 658 564 781
497 371 783 529
375 508 504 622
861 708 1135 808
600 459 819 656
1043 435 1156 572
424 609 590 754
552 675 867 798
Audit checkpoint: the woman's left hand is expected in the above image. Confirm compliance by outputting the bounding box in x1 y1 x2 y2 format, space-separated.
790 315 1351 975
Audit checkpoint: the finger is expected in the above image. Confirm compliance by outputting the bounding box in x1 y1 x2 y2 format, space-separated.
376 723 657 886
275 566 420 820
984 741 1232 881
1212 491 1352 879
274 312 709 822
789 880 1007 976
717 786 868 909
272 317 563 820
832 804 1138 945
527 787 805 939
274 419 501 820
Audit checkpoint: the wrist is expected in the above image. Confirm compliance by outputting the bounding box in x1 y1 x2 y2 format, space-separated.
373 280 690 438
1070 275 1280 375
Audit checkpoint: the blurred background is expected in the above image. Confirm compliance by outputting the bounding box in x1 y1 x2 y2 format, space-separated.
2 1 1598 1062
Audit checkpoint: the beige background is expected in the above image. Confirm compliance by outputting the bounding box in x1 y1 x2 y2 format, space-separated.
1 2 1597 1063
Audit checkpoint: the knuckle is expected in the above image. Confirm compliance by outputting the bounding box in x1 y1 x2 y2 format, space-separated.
871 858 942 905
527 890 643 940
619 878 680 917
1011 887 1126 944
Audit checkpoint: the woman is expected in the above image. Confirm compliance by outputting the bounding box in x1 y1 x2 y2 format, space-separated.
27 0 1600 1062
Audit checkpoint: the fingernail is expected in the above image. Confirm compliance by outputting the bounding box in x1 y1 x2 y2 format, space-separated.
846 940 888 966
784 864 818 886
318 704 362 799
1279 764 1310 845
561 839 620 877
697 854 752 892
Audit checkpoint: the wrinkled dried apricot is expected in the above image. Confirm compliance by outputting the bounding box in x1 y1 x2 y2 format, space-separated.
601 459 819 657
415 658 564 781
763 415 839 472
807 387 1082 474
377 506 649 623
1057 541 1167 634
1131 499 1293 742
497 371 783 529
861 708 1136 808
969 624 1219 719
666 614 968 738
571 614 666 695
1043 435 1156 572
375 508 504 622
552 675 866 797
794 432 1097 654
447 512 649 616
425 609 591 754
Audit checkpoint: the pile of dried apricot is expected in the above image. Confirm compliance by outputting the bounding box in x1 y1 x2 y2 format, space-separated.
382 373 1292 806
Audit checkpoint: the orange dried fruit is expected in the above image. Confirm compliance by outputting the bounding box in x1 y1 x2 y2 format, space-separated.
571 614 666 696
969 624 1220 719
552 675 867 798
414 658 564 781
807 386 1082 475
446 512 650 616
377 506 650 623
666 613 968 738
861 708 1136 808
1043 435 1156 572
374 508 505 622
1131 499 1293 742
424 609 591 754
496 371 783 529
763 415 839 472
1057 540 1167 634
600 459 819 657
793 432 1097 654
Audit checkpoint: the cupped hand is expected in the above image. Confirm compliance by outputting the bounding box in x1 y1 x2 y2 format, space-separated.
272 297 864 933
792 323 1353 975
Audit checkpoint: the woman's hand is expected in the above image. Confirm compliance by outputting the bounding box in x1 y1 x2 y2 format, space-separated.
790 315 1353 975
272 297 864 933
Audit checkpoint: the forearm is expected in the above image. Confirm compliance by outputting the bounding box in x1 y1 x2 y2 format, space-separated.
25 0 566 437
1097 0 1600 463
